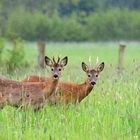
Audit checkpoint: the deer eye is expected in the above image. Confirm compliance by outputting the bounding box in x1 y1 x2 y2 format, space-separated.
58 68 61 71
51 68 54 71
88 74 91 77
95 74 98 77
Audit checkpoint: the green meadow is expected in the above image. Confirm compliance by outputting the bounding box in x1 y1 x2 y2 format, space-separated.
0 42 140 140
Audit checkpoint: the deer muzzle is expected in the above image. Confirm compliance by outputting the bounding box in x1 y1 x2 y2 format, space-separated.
91 81 96 86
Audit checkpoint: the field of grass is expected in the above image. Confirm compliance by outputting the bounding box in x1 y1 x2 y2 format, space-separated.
0 42 140 140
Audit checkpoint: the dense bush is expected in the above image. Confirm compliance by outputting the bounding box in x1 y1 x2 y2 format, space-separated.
85 9 130 40
6 8 35 40
6 39 28 73
5 8 140 41
62 15 88 41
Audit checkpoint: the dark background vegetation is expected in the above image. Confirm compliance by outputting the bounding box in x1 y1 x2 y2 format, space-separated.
0 0 140 41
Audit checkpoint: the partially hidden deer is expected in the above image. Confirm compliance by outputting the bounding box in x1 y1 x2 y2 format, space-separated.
22 61 104 104
0 55 68 109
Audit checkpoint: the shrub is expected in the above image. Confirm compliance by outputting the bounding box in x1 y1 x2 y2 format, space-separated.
6 39 27 73
6 8 35 40
62 16 88 41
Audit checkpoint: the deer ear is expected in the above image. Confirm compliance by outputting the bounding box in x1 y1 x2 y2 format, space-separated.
97 62 104 73
60 56 68 67
45 56 53 66
82 62 89 72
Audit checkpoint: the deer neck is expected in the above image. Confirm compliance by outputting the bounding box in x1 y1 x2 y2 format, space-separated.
78 79 93 102
43 76 59 98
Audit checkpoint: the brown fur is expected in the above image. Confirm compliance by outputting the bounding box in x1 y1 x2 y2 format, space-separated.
22 76 94 104
0 77 58 109
0 56 68 109
22 62 104 105
49 80 93 104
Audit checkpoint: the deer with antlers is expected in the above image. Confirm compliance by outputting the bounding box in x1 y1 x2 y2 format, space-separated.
22 61 104 104
0 55 68 109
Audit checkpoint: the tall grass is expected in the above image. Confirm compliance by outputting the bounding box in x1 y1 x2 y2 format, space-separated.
0 42 139 140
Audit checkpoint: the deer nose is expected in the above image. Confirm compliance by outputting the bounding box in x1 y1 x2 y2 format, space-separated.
53 74 58 79
91 81 96 86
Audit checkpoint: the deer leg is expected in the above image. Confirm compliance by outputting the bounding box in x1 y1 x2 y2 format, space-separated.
0 92 7 109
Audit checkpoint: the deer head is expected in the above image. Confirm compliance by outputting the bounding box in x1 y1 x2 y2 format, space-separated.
82 62 104 86
45 55 68 80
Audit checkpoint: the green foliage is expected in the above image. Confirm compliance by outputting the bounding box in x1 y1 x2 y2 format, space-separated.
4 7 140 41
47 13 65 41
1 0 140 41
62 15 88 41
0 37 4 62
6 8 35 40
85 9 140 41
6 8 52 41
6 39 27 73
33 12 51 41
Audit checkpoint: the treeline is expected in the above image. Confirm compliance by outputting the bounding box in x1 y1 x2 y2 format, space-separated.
5 9 140 41
0 0 140 15
0 0 140 41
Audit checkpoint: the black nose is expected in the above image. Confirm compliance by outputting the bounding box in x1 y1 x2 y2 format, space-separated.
91 81 96 85
54 74 58 78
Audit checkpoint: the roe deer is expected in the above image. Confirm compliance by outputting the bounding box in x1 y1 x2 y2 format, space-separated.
0 78 46 109
0 55 68 109
23 55 68 99
22 62 104 104
49 62 105 104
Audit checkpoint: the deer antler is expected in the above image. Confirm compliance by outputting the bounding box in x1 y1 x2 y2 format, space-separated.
52 55 56 63
57 54 61 63
88 56 91 67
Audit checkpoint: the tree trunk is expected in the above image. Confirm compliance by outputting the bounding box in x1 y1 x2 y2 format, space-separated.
118 43 126 72
37 41 46 69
